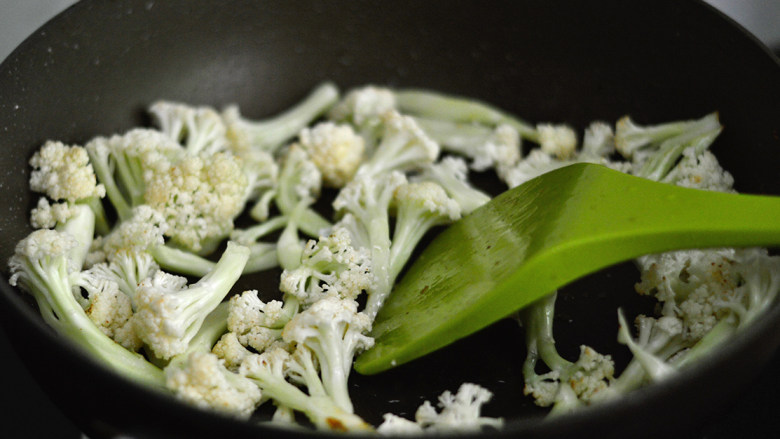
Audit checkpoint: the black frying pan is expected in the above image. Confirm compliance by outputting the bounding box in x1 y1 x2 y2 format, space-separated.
0 1 778 438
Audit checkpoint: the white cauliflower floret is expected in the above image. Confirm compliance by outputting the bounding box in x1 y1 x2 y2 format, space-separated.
29 141 106 202
500 149 568 188
663 147 734 192
566 346 615 402
100 205 168 261
379 383 502 434
355 110 440 179
473 123 521 173
9 229 81 288
581 121 615 159
166 351 262 419
145 152 248 253
30 198 78 229
536 124 577 159
78 275 142 351
133 242 250 359
238 342 372 431
413 156 491 215
282 296 374 413
299 122 365 187
389 181 461 280
635 248 741 341
523 345 614 410
329 85 396 127
279 227 373 305
9 218 166 389
149 101 228 156
85 128 181 220
226 290 287 352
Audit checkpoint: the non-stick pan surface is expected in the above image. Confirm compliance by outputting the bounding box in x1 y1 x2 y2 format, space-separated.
0 1 778 438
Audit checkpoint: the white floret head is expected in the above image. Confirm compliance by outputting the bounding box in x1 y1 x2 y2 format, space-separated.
82 276 142 351
665 148 734 193
144 151 248 252
149 101 229 156
166 351 262 418
566 346 615 402
227 290 281 335
101 205 168 261
29 141 106 202
536 123 577 159
328 86 396 126
132 270 192 359
282 297 373 349
212 332 252 370
299 122 365 187
582 121 615 158
415 383 502 432
9 229 80 287
393 181 462 223
472 124 521 172
30 198 78 229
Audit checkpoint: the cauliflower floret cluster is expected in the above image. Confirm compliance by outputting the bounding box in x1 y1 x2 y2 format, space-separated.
145 152 247 252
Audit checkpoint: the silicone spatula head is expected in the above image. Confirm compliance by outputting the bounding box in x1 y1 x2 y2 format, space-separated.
354 163 780 375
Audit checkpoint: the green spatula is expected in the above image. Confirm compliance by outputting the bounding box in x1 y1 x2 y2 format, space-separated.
354 163 780 375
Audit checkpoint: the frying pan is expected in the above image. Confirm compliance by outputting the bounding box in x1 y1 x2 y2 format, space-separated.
0 1 778 438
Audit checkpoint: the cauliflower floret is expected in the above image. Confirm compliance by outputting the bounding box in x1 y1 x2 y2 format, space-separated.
329 85 396 127
145 152 247 253
226 290 289 352
149 101 228 156
299 122 365 187
279 227 373 305
414 157 491 215
30 197 78 229
85 128 181 220
379 383 502 433
355 110 440 179
473 123 521 173
237 341 372 431
282 296 374 413
536 124 577 159
100 205 168 261
79 275 142 351
166 351 262 418
29 141 106 202
635 248 741 341
581 121 615 159
566 346 615 402
663 148 734 192
389 181 461 280
133 242 250 359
